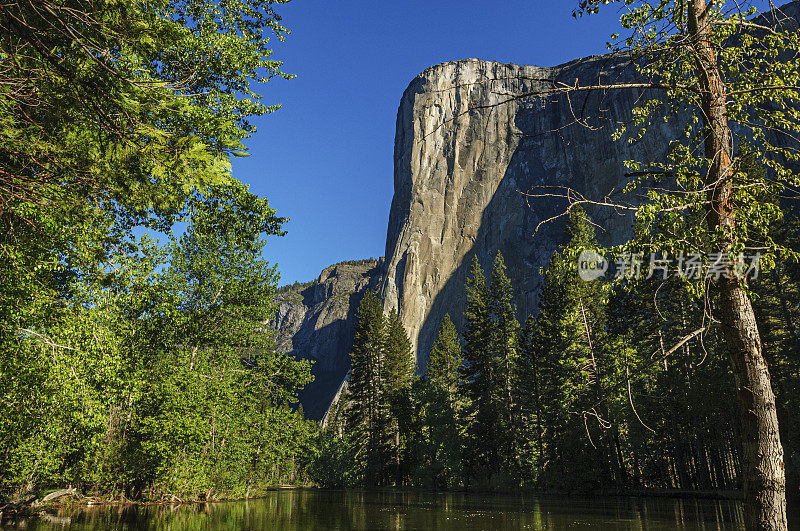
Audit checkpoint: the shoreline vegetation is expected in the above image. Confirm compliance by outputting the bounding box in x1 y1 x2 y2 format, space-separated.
0 485 308 521
0 483 749 519
0 0 317 514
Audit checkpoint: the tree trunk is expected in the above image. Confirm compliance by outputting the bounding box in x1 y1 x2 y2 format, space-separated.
719 282 786 527
688 1 786 528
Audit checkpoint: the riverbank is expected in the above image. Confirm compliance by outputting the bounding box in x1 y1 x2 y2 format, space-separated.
5 488 755 530
0 485 306 522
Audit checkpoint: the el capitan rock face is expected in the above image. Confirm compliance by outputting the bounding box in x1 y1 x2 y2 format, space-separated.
279 55 662 416
275 0 800 416
379 56 671 368
379 2 800 366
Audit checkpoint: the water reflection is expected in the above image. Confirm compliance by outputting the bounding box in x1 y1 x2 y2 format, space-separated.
9 489 750 530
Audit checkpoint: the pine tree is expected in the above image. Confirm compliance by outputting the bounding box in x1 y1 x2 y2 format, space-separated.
421 314 466 487
518 315 544 484
459 254 496 483
427 314 464 408
529 207 622 491
383 309 415 485
488 251 522 481
345 290 389 486
384 310 415 393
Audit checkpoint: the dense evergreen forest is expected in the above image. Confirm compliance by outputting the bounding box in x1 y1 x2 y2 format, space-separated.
318 207 800 499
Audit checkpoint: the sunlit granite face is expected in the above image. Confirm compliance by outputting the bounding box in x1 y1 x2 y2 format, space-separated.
379 56 663 368
380 3 800 368
273 0 800 419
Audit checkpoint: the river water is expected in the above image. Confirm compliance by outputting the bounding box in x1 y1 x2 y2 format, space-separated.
7 489 763 529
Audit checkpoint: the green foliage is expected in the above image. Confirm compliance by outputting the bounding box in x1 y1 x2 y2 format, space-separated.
315 293 418 487
384 310 415 485
488 252 522 479
459 255 496 481
343 290 390 486
525 208 621 492
458 251 524 487
1 0 293 372
0 183 316 499
308 431 362 488
561 10 800 525
575 1 800 295
426 314 464 397
0 0 313 500
384 310 415 395
412 315 466 488
517 315 544 485
315 206 800 496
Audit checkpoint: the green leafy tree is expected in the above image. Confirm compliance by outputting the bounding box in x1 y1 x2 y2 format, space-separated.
0 182 316 498
560 2 800 525
127 182 313 497
1 0 293 395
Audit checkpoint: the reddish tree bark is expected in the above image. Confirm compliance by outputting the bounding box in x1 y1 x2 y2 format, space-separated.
688 1 786 528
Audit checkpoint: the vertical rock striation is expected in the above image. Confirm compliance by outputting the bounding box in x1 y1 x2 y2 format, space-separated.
380 56 674 367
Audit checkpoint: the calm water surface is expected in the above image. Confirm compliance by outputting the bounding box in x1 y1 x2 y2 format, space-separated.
5 489 774 530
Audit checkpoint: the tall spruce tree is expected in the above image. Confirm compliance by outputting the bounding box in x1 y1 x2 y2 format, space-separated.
460 254 496 483
529 207 621 491
488 251 522 481
345 290 389 486
420 314 466 488
518 315 544 485
427 314 465 408
383 309 415 485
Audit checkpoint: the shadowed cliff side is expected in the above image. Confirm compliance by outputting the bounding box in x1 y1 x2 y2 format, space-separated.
272 258 384 419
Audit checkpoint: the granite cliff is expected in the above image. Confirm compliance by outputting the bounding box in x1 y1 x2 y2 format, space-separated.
380 0 800 366
377 53 683 368
272 259 382 419
275 0 800 417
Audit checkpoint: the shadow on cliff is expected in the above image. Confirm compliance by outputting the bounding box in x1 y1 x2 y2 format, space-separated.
410 164 570 371
411 81 635 369
296 262 384 420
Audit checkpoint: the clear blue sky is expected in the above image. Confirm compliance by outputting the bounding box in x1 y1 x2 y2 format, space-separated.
232 0 763 285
